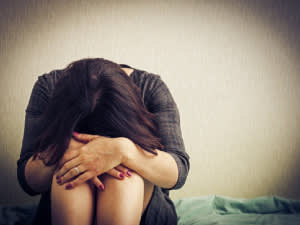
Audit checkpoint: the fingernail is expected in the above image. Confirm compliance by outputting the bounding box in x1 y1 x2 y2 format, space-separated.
99 184 105 191
66 184 72 189
73 132 79 135
119 173 125 179
57 179 61 184
56 175 60 179
127 171 132 177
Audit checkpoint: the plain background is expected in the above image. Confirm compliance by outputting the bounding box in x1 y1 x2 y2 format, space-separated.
0 0 299 205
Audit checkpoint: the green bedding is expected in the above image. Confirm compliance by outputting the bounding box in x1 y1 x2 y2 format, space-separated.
174 195 300 225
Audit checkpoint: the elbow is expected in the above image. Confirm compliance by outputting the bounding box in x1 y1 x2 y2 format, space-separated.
167 152 190 190
17 159 40 196
173 161 190 190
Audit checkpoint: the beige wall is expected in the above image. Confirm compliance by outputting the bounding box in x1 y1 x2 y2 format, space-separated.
0 0 299 205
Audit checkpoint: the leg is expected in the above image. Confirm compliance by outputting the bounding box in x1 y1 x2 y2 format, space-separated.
51 172 96 225
96 172 154 225
142 179 154 213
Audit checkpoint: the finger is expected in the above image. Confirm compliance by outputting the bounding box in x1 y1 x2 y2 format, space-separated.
115 165 132 177
65 171 94 190
56 156 82 180
68 137 86 148
91 176 105 191
57 149 80 171
106 168 125 180
57 164 87 185
72 132 98 142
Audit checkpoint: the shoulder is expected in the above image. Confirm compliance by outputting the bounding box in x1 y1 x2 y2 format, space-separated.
131 68 167 105
131 68 176 108
131 68 161 87
34 69 64 95
26 69 64 114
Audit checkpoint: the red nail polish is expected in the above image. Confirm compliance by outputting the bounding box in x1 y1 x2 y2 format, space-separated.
120 173 125 179
73 132 79 135
66 184 72 189
99 184 104 191
127 171 132 177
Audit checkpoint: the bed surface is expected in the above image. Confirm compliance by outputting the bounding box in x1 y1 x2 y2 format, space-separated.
174 195 300 225
1 195 300 225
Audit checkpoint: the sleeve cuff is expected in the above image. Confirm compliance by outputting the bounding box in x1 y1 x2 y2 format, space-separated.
165 151 189 190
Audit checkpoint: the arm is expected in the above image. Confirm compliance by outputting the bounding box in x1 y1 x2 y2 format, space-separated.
24 156 57 194
120 139 178 189
17 76 54 195
54 74 189 190
121 75 189 189
19 75 130 194
24 138 87 193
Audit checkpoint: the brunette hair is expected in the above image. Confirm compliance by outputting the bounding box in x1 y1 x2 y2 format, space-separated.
33 58 163 166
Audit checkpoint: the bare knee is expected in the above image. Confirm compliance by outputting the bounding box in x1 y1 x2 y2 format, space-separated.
96 172 154 225
51 172 95 194
100 171 144 189
96 172 146 225
100 172 154 211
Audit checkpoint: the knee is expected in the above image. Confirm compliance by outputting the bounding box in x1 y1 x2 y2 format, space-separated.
51 171 95 194
122 171 144 184
100 171 144 190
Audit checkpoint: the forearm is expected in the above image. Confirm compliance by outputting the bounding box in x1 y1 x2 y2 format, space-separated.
121 138 178 189
25 155 57 193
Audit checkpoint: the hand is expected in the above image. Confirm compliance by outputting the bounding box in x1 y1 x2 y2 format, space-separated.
78 164 133 191
85 165 133 191
55 137 96 186
106 164 133 179
72 133 133 179
55 137 86 169
55 132 126 190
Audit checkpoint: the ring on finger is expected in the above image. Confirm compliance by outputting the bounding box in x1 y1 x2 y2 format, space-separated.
74 166 80 175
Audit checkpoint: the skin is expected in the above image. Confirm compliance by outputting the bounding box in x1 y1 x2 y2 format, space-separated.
52 133 178 225
24 67 134 194
121 67 134 77
55 133 178 190
24 67 179 224
51 136 155 225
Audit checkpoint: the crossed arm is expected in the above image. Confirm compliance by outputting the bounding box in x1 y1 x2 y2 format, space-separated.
18 72 189 196
25 132 179 193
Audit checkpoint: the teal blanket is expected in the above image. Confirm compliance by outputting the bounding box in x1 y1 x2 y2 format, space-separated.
174 195 300 225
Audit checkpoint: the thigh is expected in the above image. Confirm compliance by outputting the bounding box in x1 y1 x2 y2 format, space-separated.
143 179 154 212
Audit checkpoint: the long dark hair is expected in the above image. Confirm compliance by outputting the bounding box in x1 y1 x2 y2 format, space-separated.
32 58 163 166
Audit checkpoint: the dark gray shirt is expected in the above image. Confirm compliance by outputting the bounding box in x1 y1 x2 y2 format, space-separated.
17 65 190 196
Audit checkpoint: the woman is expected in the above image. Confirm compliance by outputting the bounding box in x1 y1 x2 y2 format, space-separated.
17 58 189 225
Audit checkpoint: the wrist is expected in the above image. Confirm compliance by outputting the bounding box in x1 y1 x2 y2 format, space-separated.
115 137 135 165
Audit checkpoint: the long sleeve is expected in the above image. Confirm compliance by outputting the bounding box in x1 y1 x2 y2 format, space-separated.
17 75 50 196
144 74 190 190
